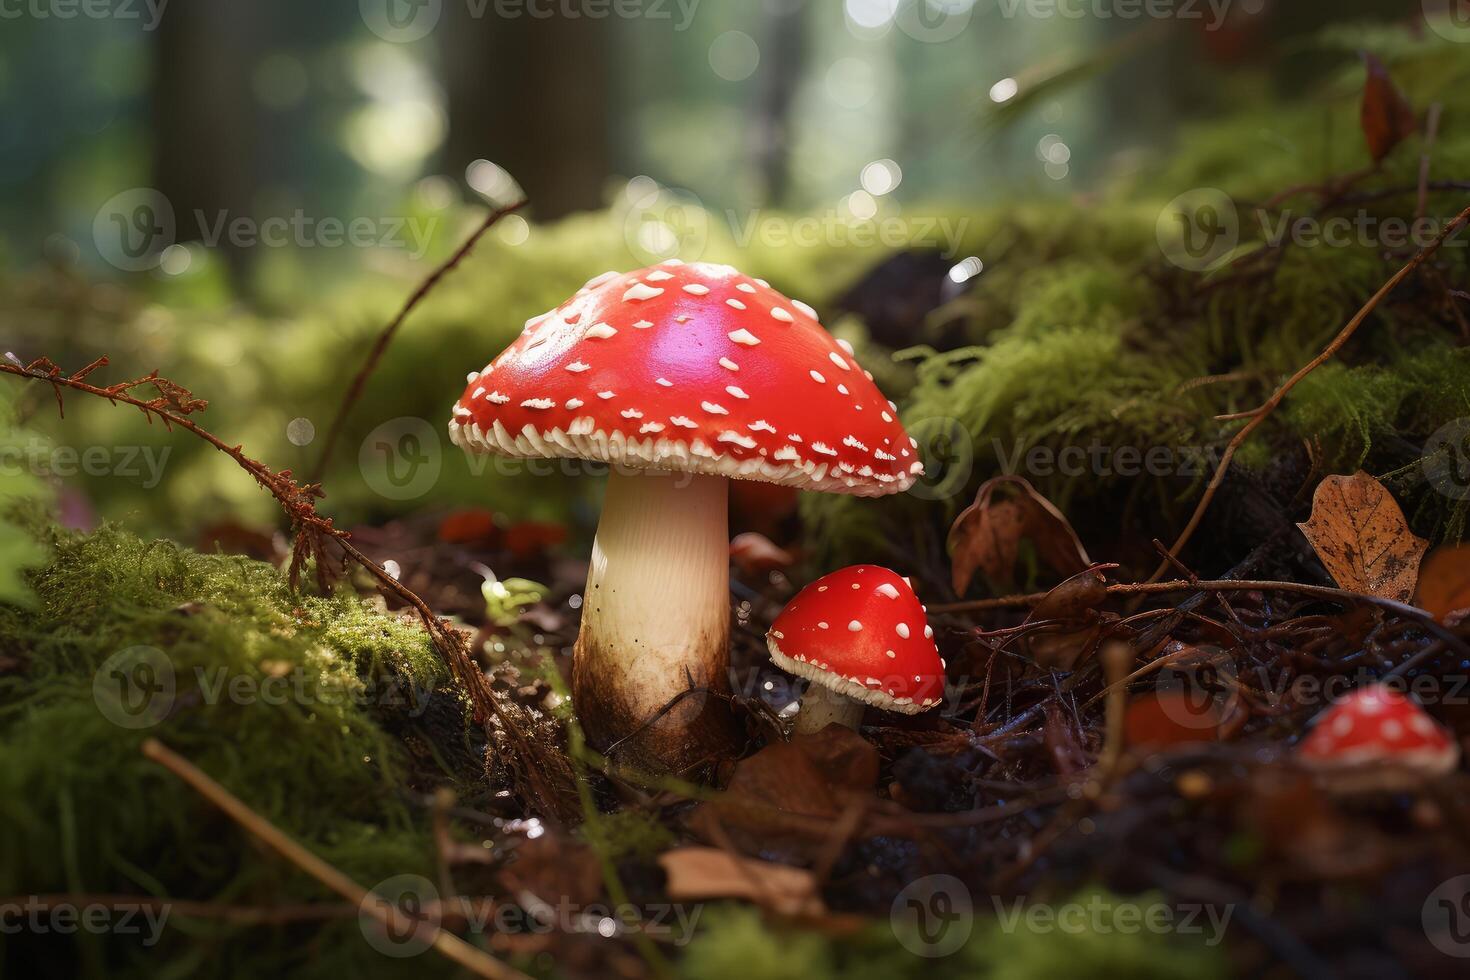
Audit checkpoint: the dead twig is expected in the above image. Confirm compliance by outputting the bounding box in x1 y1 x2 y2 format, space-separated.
141 738 529 980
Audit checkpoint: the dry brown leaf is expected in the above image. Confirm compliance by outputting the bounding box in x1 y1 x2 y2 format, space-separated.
948 476 1091 595
659 847 824 916
1414 544 1470 622
1360 52 1416 163
1297 471 1428 602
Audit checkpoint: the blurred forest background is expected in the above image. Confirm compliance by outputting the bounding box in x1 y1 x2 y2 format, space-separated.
0 0 1458 552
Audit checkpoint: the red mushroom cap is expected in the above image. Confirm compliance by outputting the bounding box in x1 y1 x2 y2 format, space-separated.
1297 685 1459 776
766 565 944 714
449 261 920 496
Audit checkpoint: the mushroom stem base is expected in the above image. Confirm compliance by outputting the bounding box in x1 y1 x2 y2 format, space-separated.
572 470 740 774
793 682 864 736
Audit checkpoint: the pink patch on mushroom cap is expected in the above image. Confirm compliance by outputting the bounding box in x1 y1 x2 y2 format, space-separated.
766 564 944 713
1297 685 1459 775
448 261 919 497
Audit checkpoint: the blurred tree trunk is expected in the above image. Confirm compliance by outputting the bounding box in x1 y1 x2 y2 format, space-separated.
442 10 612 218
753 1 808 206
150 0 264 282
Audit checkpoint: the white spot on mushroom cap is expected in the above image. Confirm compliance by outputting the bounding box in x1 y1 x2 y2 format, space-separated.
633 319 654 329
809 370 826 384
565 398 584 409
644 269 674 281
876 583 899 599
728 328 760 346
924 625 933 638
726 385 749 399
837 339 855 355
882 411 893 422
718 430 757 449
597 390 616 399
896 623 911 639
749 419 776 433
565 362 590 373
621 408 643 419
521 398 554 409
671 416 697 428
702 401 728 415
656 377 673 387
792 300 818 319
467 371 480 383
488 392 510 404
682 283 710 296
719 357 739 372
472 386 485 398
828 351 851 371
848 620 862 632
736 282 756 293
623 283 664 302
770 307 794 323
640 421 665 433
586 322 617 339
726 298 746 310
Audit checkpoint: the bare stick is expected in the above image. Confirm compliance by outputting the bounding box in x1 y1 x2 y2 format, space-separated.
1149 204 1470 582
311 199 528 483
142 739 529 980
930 577 1470 657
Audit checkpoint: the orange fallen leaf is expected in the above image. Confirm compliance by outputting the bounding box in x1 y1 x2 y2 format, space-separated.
1415 544 1470 622
948 476 1090 595
1297 471 1428 603
658 847 824 917
1360 52 1416 163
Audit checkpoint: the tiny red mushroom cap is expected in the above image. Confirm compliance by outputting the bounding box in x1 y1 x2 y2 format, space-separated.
766 565 944 714
448 261 920 496
1297 686 1459 776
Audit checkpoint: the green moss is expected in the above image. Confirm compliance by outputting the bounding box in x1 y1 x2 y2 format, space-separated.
0 521 474 978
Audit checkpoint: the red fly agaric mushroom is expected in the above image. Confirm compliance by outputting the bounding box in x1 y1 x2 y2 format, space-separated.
1297 685 1460 791
766 565 944 734
449 261 921 772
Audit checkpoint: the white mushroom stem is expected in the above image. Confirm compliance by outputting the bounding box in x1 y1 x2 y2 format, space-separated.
571 470 738 772
794 682 865 735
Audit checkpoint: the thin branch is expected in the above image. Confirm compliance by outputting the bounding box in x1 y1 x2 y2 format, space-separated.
930 577 1470 658
311 200 528 483
142 739 529 980
1149 204 1470 582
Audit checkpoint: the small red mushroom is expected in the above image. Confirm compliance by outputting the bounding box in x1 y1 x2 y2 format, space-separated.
449 262 920 772
1297 685 1460 791
766 565 945 735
